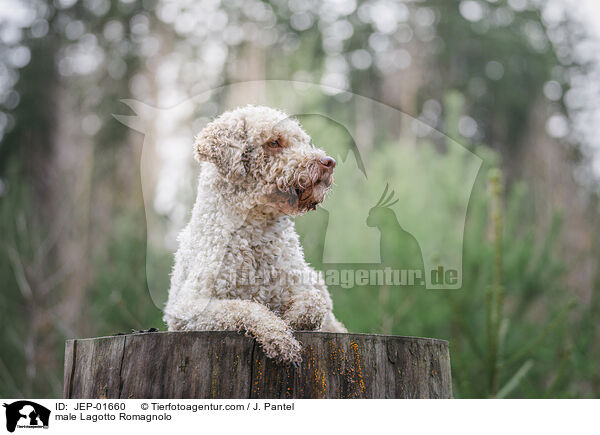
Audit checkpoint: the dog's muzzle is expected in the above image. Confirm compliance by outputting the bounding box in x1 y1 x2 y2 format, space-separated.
265 155 336 215
295 155 336 211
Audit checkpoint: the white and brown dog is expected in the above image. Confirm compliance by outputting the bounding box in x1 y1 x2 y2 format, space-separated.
163 105 346 364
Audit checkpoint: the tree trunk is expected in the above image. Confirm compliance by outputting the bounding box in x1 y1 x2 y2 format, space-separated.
64 331 452 399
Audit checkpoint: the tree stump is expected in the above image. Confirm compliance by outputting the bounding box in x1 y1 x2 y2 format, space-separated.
64 331 452 399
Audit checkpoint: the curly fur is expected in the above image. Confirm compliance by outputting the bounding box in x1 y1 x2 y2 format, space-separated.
163 105 347 364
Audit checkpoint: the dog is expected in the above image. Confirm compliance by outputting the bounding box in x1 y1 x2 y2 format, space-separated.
163 105 346 364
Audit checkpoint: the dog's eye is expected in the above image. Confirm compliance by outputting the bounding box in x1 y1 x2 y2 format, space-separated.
267 139 283 149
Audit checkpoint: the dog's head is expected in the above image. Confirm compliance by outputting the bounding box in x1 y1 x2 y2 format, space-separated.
195 105 335 216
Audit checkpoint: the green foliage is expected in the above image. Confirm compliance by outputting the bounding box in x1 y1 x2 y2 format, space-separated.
0 164 63 397
305 146 575 398
291 92 592 397
87 213 163 337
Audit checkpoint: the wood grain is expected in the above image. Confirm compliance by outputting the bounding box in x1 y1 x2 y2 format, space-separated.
64 331 452 399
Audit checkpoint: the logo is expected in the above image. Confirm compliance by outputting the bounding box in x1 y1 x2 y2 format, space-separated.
114 80 481 306
3 401 50 433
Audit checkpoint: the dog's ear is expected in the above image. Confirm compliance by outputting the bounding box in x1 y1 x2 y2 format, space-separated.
194 118 248 180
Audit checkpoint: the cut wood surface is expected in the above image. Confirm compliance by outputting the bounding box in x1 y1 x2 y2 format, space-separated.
64 331 452 399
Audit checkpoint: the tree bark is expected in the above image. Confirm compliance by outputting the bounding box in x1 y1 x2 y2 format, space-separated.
64 331 452 399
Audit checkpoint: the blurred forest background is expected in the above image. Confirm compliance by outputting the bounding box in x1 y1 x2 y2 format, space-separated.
1 0 599 398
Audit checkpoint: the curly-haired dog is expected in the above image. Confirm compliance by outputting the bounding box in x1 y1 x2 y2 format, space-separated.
163 105 347 364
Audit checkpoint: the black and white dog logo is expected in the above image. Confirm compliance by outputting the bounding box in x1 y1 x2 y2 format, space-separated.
3 401 50 432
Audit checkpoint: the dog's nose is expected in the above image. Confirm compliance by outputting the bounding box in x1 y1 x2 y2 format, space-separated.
319 156 336 170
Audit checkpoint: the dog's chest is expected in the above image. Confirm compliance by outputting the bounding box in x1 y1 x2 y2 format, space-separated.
219 220 296 306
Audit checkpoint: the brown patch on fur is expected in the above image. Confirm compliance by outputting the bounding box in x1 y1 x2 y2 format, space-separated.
266 173 333 215
264 186 299 215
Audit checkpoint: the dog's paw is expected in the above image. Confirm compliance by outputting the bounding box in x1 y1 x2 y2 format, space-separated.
282 291 328 331
260 331 303 365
